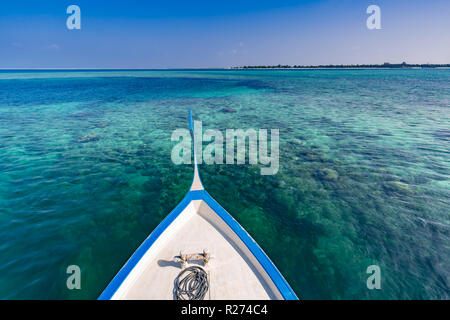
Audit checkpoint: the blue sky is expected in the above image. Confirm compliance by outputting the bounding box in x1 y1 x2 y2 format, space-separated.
1 0 449 68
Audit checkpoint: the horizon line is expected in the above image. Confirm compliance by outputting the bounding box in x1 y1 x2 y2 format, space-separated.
0 67 232 70
1 63 450 71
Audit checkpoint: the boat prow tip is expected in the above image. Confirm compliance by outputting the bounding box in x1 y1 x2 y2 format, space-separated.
188 110 204 191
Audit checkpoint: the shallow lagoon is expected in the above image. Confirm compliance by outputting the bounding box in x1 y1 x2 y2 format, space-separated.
0 69 449 299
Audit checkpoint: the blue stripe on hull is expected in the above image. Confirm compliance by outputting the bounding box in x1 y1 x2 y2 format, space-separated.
98 190 298 300
198 191 298 300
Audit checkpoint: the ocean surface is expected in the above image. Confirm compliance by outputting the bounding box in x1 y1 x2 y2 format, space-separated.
0 69 449 299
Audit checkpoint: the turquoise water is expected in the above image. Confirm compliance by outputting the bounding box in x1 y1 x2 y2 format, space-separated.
0 69 449 299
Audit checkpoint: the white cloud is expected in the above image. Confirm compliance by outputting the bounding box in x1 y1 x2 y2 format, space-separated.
47 44 60 50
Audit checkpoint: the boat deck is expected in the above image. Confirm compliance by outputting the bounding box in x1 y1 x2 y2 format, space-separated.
110 200 281 300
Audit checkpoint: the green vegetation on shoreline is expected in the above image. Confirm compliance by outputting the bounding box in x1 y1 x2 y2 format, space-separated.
234 62 450 69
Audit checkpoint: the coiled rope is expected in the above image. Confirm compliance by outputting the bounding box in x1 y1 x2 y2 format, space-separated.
174 266 209 300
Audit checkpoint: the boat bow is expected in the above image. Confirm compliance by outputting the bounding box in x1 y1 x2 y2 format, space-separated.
98 111 298 300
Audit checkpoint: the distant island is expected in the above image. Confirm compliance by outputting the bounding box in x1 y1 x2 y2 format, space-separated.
233 62 450 69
